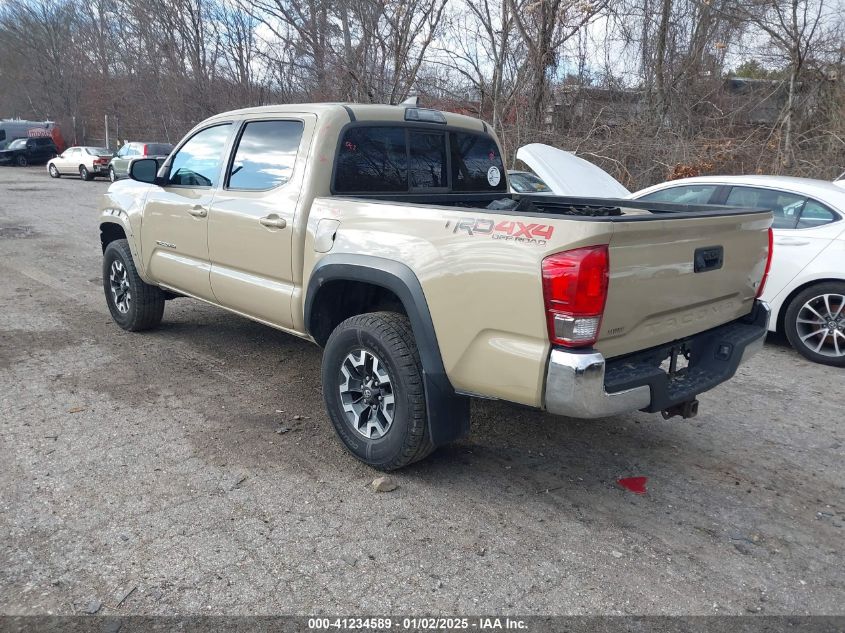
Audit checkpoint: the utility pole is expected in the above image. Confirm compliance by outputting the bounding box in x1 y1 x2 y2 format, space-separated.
105 114 110 148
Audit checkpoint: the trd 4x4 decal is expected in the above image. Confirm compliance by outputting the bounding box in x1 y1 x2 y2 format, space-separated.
444 218 554 245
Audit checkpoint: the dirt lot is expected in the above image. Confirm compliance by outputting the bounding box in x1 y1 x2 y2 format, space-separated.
0 166 843 616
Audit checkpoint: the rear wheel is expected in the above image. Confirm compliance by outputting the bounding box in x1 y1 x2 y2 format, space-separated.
49 164 60 178
79 165 93 181
103 239 165 331
15 155 27 167
784 282 845 366
321 312 434 470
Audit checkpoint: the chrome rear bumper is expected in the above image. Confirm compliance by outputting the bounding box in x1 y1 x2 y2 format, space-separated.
543 301 770 419
544 350 651 418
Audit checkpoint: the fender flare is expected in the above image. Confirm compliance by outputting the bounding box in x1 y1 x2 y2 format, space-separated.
99 212 149 282
305 254 470 446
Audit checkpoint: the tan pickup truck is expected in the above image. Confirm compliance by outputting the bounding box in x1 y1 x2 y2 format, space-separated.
98 103 773 469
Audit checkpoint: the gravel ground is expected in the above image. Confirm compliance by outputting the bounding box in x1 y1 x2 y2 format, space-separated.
0 166 843 616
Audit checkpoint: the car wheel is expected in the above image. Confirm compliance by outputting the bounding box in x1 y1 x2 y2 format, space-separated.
109 167 116 182
784 281 845 367
103 239 165 331
16 155 28 167
79 165 94 181
49 164 60 178
321 311 434 470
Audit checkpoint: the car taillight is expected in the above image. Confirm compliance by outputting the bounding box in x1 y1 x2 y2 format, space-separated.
142 144 149 156
542 245 609 347
755 227 774 299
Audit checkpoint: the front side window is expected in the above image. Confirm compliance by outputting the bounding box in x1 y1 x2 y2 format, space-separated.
639 185 718 205
797 200 838 229
227 120 303 191
725 186 806 229
167 124 231 187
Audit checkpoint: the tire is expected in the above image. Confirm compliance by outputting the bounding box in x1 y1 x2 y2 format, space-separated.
16 155 27 167
102 239 165 331
79 165 94 181
49 164 60 178
109 166 116 182
322 311 434 470
783 281 845 367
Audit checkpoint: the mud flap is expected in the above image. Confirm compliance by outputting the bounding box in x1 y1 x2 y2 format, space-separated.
424 371 471 446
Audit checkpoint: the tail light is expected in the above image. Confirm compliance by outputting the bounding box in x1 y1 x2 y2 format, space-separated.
755 227 774 299
542 245 609 347
142 144 149 156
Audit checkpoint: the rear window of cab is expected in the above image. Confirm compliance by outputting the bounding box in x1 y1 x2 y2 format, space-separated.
333 125 506 195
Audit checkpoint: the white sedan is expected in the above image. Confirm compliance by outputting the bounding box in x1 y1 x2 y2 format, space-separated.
47 146 114 181
633 176 845 366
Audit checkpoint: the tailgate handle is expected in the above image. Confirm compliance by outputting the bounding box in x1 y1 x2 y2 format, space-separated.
694 246 724 273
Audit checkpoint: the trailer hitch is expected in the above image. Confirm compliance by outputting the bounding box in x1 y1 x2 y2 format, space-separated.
661 399 699 420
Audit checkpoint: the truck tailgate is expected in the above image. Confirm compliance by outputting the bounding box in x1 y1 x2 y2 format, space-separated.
596 211 771 359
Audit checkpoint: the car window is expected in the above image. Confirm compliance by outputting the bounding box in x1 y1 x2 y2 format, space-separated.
638 185 718 205
167 124 231 187
725 186 806 229
449 131 506 192
147 143 173 156
797 200 838 229
409 131 447 189
335 126 408 193
9 139 26 150
227 120 303 190
510 172 552 193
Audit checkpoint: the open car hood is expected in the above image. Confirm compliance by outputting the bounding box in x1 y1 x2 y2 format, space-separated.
515 143 630 198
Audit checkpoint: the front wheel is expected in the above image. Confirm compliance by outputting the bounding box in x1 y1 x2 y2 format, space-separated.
49 164 60 178
103 239 165 331
784 282 845 366
321 312 434 470
109 166 116 182
16 155 27 167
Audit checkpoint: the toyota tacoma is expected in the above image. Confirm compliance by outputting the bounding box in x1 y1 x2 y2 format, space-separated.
98 103 773 469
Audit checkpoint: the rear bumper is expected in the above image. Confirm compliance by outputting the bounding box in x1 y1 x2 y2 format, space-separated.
544 300 770 418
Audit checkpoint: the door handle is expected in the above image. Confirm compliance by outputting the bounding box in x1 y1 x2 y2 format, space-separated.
259 215 287 229
188 205 208 218
774 238 809 246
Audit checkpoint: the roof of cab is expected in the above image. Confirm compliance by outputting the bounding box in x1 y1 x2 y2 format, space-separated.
204 103 488 133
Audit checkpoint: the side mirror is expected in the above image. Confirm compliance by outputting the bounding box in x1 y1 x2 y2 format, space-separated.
129 158 160 184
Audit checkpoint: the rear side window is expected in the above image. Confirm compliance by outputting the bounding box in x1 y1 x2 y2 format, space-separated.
797 200 838 229
146 143 173 156
167 124 231 187
227 120 304 190
333 125 505 194
335 127 407 192
638 185 718 205
725 186 805 229
449 131 506 192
